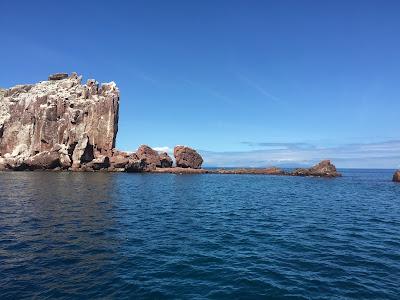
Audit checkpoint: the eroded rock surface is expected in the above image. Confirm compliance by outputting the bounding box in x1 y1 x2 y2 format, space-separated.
174 146 203 169
0 72 119 171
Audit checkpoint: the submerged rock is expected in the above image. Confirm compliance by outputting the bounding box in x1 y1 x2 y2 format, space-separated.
174 146 203 169
0 72 119 171
393 170 400 182
213 167 284 175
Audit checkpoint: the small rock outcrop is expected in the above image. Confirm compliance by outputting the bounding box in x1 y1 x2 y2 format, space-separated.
0 72 119 171
290 160 341 177
174 146 203 169
393 170 400 182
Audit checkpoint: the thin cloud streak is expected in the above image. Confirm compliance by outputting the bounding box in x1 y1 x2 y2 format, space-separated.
235 72 282 103
183 79 235 105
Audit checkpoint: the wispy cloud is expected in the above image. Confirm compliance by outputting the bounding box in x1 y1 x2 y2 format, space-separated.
241 141 316 150
129 69 159 85
183 79 235 105
199 140 400 169
235 72 282 103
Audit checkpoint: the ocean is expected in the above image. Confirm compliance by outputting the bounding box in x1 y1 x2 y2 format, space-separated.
0 169 399 299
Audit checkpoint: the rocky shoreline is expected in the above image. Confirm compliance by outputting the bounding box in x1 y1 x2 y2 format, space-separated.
4 72 399 179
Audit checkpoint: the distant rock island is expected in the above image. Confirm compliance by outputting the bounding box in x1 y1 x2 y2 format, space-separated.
0 72 341 177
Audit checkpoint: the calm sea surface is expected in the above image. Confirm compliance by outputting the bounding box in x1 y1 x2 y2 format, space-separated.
0 170 399 299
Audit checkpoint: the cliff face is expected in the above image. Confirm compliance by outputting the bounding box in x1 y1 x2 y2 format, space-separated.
0 73 119 170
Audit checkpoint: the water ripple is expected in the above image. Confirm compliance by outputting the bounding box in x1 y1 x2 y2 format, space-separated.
0 169 399 299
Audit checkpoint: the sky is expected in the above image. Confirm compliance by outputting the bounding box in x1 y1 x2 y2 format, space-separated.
1 0 400 168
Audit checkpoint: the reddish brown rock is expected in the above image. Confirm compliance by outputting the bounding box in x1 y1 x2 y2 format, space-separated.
393 170 400 182
0 72 119 171
159 152 173 168
174 146 203 169
25 151 60 170
125 158 146 173
290 160 341 177
110 154 129 169
84 155 110 170
136 145 159 170
136 145 173 170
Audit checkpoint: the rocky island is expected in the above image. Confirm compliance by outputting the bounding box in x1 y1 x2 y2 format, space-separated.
0 73 341 177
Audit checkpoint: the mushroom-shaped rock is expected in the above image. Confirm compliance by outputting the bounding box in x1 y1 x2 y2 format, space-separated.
393 170 400 182
174 146 203 169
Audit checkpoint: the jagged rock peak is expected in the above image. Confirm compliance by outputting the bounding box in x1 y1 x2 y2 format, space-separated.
0 72 119 171
290 160 341 177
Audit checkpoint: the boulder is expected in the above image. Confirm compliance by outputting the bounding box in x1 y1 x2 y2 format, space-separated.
393 170 400 182
48 73 68 81
25 151 60 170
125 158 146 173
174 146 203 169
110 154 129 169
85 155 110 170
136 145 159 170
136 145 173 170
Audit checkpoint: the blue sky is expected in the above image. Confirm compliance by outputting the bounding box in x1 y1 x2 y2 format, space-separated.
1 1 400 168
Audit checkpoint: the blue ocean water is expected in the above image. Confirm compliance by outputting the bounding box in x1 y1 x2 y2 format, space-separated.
0 169 399 299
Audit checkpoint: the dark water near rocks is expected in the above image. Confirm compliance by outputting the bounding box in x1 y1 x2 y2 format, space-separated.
0 170 399 299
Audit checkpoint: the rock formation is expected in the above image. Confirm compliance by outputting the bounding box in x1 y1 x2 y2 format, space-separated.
0 72 119 171
289 160 341 177
393 170 400 182
135 145 173 170
159 152 173 168
174 146 203 169
0 73 343 178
